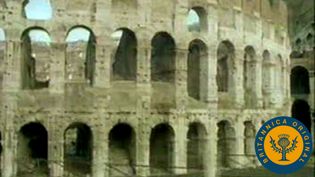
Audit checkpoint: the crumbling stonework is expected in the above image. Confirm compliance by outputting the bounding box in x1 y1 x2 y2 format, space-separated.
0 0 295 177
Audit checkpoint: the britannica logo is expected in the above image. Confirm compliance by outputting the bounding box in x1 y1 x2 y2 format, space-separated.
255 116 313 174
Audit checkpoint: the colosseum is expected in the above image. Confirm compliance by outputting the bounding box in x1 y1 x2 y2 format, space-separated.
0 0 313 177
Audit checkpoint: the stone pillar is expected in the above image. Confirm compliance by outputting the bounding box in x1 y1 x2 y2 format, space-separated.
203 45 218 108
93 124 108 177
253 59 263 108
2 41 21 91
232 121 245 168
1 96 17 177
49 122 64 177
136 126 150 177
232 49 245 108
50 43 65 93
204 120 217 177
94 44 111 88
173 120 188 174
175 48 188 109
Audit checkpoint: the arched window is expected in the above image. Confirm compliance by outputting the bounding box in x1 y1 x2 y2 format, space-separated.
111 28 137 81
290 66 310 94
217 41 235 92
292 100 311 131
187 7 208 32
21 28 51 89
150 123 175 174
64 123 92 175
306 33 314 50
244 121 256 159
109 123 136 176
18 122 48 176
23 0 52 20
187 123 206 174
217 121 235 168
0 28 5 90
65 27 96 85
151 32 176 82
187 39 208 101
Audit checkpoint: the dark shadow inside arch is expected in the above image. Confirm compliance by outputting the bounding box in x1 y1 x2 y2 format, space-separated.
64 123 92 176
291 66 310 94
21 28 51 89
243 46 256 108
244 121 256 166
18 122 48 176
112 28 137 81
217 41 234 93
217 121 235 168
150 123 175 174
151 32 176 83
108 123 136 176
188 39 207 101
187 122 206 174
292 100 311 131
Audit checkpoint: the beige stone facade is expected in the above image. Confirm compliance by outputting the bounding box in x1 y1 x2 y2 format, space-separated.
0 0 295 177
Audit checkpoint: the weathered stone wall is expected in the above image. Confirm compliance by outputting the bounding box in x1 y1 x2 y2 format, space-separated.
0 0 292 177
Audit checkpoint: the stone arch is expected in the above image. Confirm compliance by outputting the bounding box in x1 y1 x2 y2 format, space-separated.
262 50 272 108
306 33 314 49
290 66 310 94
187 7 208 32
65 26 96 86
23 0 53 20
108 123 136 176
292 100 311 131
187 39 208 101
187 122 207 173
21 27 51 89
243 46 257 108
64 122 93 175
150 123 175 174
111 0 137 14
111 28 137 81
0 28 5 90
17 122 48 175
217 120 236 168
217 41 235 92
151 32 176 82
244 121 256 159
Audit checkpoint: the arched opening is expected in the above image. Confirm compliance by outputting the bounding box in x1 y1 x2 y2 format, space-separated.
0 28 5 90
111 0 137 14
21 28 51 89
244 121 256 165
290 66 310 94
217 121 235 168
187 7 208 32
306 33 314 50
217 41 235 92
187 39 207 101
187 122 206 174
243 46 257 108
151 32 176 83
295 38 302 51
150 123 175 174
109 123 136 176
262 50 272 108
111 28 137 81
66 27 96 85
17 122 48 175
64 123 92 176
23 0 52 20
292 100 311 131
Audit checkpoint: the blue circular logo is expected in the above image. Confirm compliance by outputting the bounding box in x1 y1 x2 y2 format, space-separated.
255 116 313 174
